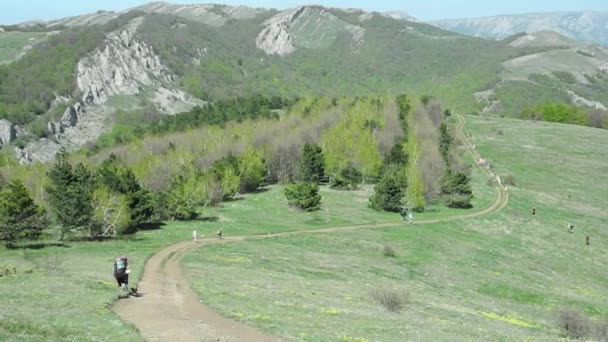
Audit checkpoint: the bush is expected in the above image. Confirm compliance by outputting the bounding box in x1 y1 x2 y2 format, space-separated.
370 285 408 312
502 174 517 186
330 164 362 190
369 175 405 212
445 194 473 209
284 182 321 211
383 244 396 257
558 309 592 339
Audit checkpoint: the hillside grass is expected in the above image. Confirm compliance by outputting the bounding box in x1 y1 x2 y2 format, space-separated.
0 31 46 64
182 116 608 341
0 168 492 342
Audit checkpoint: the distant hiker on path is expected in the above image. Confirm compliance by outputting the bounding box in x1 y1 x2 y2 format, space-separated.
408 212 414 224
217 227 223 240
586 235 590 246
531 207 536 216
568 223 574 233
400 207 408 222
192 230 198 243
114 256 130 290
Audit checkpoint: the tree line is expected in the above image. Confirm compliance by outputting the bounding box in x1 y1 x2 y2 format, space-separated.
0 95 474 245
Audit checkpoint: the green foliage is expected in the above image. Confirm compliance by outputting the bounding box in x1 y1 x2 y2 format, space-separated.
0 179 47 244
91 186 131 237
439 123 452 161
382 138 408 168
46 156 94 240
369 174 405 212
552 71 577 84
300 143 326 183
284 182 322 211
91 95 288 151
322 97 383 179
329 163 362 190
210 155 241 200
97 155 153 227
238 147 265 193
521 103 587 125
166 173 207 220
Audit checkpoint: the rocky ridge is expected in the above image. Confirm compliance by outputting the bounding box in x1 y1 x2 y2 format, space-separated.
256 6 365 56
15 16 201 163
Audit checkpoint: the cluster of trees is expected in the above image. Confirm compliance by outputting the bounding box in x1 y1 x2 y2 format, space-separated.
0 95 477 245
90 95 291 152
369 95 410 212
521 103 608 129
369 95 472 213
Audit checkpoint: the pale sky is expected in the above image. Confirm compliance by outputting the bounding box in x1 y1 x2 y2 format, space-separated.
1 0 607 25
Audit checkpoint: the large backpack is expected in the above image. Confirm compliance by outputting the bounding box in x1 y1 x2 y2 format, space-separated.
114 257 127 276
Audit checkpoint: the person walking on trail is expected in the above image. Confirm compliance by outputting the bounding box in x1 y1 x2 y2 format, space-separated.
408 212 414 224
192 229 198 243
113 256 130 290
568 223 574 233
586 235 590 246
531 207 536 216
400 207 408 222
217 227 223 240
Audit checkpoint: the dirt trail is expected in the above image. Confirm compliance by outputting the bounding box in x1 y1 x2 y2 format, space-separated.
114 115 508 341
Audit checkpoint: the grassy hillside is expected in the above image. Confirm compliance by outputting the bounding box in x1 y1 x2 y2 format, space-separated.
136 12 514 112
0 31 47 64
182 116 608 341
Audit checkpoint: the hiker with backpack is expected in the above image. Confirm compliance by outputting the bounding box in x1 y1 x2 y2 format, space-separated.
113 256 138 297
114 256 130 290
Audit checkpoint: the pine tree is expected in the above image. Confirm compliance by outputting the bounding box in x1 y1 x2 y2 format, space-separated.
300 143 325 183
0 179 47 245
46 156 94 240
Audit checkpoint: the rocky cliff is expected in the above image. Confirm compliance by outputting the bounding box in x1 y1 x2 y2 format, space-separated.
15 16 201 164
256 6 365 56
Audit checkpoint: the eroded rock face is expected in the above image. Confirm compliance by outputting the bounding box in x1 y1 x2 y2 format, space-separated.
0 119 15 146
256 6 365 56
76 17 168 106
255 8 301 56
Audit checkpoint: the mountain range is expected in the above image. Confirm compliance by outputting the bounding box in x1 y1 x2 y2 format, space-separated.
433 11 608 47
0 2 607 163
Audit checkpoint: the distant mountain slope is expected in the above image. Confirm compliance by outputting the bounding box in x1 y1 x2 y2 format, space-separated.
433 11 608 47
1 3 608 163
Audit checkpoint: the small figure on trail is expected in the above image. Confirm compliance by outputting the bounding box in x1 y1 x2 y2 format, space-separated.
531 207 536 216
217 227 223 240
114 256 130 290
408 212 414 224
192 229 198 243
568 223 574 233
114 256 139 297
400 207 408 222
586 235 590 246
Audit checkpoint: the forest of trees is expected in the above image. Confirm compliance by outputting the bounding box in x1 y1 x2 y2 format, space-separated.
0 95 473 245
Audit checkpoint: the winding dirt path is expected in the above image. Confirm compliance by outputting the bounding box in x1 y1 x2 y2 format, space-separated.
114 115 508 341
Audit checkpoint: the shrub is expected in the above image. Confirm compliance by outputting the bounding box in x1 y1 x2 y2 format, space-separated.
330 164 362 190
445 194 473 209
383 244 396 257
300 143 326 183
284 182 321 211
502 174 517 186
369 175 404 212
558 309 592 339
370 285 408 312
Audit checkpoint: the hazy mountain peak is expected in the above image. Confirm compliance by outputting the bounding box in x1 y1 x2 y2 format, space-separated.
432 11 608 46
